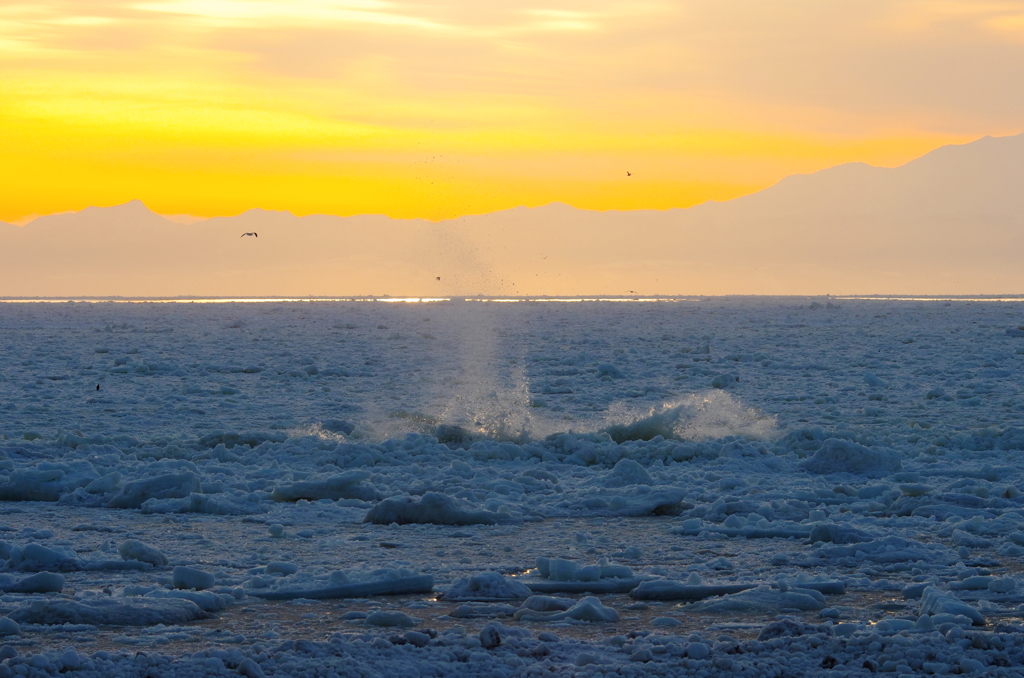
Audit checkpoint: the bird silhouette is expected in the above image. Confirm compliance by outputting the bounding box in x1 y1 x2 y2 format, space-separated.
95 384 100 391
626 171 631 177
240 232 258 238
436 276 441 281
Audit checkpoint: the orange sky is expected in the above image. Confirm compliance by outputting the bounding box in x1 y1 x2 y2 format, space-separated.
2 0 1023 224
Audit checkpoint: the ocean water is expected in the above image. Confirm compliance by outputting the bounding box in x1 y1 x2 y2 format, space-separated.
1 297 1024 676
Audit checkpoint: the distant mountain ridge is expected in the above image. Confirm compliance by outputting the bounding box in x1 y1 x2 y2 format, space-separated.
2 132 1022 296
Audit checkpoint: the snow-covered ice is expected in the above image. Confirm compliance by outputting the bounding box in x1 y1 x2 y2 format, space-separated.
1 297 1024 676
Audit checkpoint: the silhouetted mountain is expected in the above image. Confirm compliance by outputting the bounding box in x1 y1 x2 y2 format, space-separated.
2 133 1022 296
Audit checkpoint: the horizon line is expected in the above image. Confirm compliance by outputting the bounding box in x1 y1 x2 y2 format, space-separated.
3 295 1024 304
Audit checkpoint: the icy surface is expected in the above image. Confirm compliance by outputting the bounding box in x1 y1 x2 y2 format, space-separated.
1 298 1024 675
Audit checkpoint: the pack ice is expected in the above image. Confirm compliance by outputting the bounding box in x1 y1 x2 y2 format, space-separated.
0 298 1023 676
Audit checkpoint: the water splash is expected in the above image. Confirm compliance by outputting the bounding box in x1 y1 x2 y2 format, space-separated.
431 303 535 444
602 391 776 443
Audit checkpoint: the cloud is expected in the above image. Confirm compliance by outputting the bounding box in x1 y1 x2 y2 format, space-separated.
132 0 449 31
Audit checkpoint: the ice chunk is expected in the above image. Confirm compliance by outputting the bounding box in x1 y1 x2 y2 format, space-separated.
902 582 931 599
651 617 682 627
630 581 754 601
0 618 19 637
949 576 995 591
247 574 434 600
526 579 643 595
364 611 416 628
670 522 811 539
172 566 215 591
807 523 876 544
84 472 122 495
265 561 298 576
141 493 265 516
516 596 575 614
801 439 901 476
237 658 265 678
0 572 64 594
271 471 379 502
545 558 577 582
363 492 505 526
106 472 202 509
404 631 430 647
0 464 98 502
603 459 653 487
7 543 82 571
514 596 619 622
758 618 833 641
8 598 207 626
479 622 503 648
443 572 532 600
683 585 825 613
989 577 1016 593
711 372 740 389
899 483 932 497
58 648 82 671
449 603 517 618
600 563 634 579
864 372 888 388
580 488 689 517
117 539 168 567
800 536 957 567
143 589 233 612
535 556 632 584
950 530 993 549
919 587 985 626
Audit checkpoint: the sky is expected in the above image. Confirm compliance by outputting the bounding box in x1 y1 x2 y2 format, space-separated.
2 0 1023 224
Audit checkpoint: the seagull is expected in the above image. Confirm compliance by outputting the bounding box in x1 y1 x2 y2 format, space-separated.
626 171 631 177
240 232 258 238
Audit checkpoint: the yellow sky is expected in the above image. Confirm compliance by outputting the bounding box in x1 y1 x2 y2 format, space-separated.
2 0 1023 223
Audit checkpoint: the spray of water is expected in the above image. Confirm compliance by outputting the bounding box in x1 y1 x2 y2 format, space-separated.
431 302 535 444
602 391 776 443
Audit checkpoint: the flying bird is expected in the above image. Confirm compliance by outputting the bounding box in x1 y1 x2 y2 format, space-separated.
240 232 258 238
436 276 441 281
626 171 631 177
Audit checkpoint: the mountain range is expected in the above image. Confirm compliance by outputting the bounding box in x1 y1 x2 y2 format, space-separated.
2 132 1022 297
